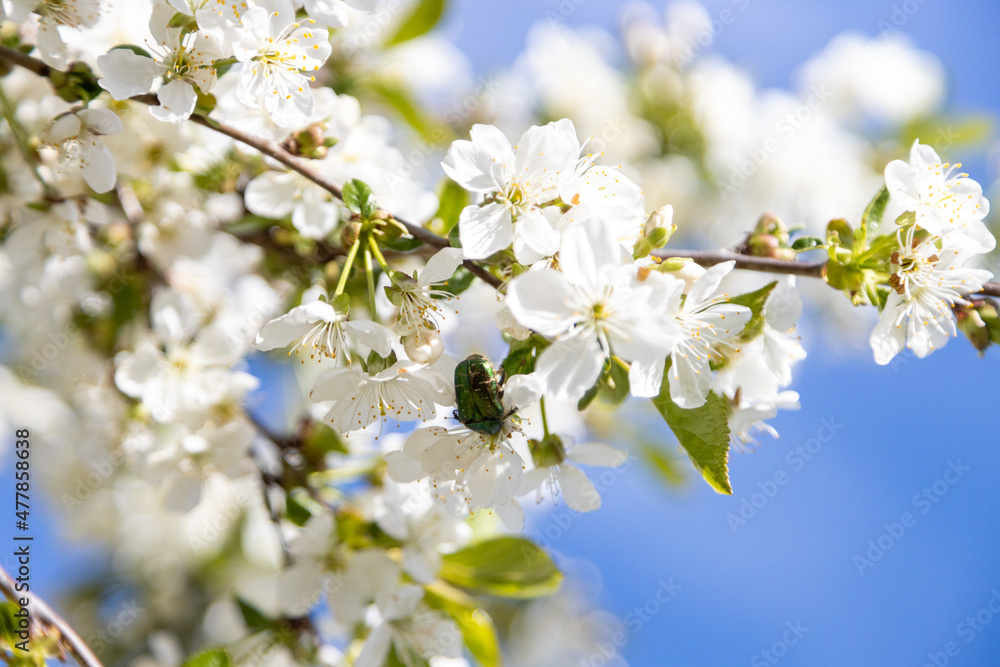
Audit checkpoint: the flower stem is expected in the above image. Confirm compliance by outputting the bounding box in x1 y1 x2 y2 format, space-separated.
364 245 378 318
367 234 391 273
0 82 49 195
540 396 551 438
334 236 362 296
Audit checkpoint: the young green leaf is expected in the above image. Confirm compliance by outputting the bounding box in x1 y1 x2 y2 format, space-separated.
791 236 824 252
432 178 469 235
501 334 549 377
183 649 231 667
727 281 777 342
442 264 477 297
424 584 502 667
236 598 273 632
651 361 732 494
385 0 446 46
861 186 890 238
342 178 377 219
439 536 562 599
639 443 686 487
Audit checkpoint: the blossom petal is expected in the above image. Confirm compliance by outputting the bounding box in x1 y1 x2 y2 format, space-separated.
81 143 118 193
97 49 164 100
150 78 199 123
505 269 577 337
254 301 338 350
628 355 665 398
442 124 514 192
567 443 629 467
558 464 601 512
419 247 465 285
512 208 561 263
245 172 299 219
345 320 393 357
535 337 604 401
494 500 524 532
458 202 514 260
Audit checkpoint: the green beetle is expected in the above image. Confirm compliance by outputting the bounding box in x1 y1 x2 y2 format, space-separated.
454 354 507 435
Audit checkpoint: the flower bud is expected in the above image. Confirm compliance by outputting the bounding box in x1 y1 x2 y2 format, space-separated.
644 204 675 238
283 124 328 159
340 221 361 248
956 298 999 355
403 328 444 364
656 258 705 292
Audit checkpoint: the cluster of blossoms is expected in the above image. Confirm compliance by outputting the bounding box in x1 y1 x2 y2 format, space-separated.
0 1 996 666
870 140 994 363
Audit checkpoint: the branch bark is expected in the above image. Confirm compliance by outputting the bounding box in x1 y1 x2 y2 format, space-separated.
655 248 1000 297
0 565 104 667
0 44 996 298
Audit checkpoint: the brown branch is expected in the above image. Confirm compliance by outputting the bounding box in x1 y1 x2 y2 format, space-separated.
655 248 1000 297
0 565 103 667
0 45 50 78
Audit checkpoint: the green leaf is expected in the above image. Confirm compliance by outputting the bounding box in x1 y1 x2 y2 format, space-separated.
387 648 429 667
791 236 824 252
598 356 631 405
439 537 562 599
639 443 685 487
235 598 272 632
651 361 732 495
424 584 502 667
448 221 462 248
727 281 777 342
167 12 197 30
385 0 446 46
285 494 313 527
826 218 855 252
183 649 231 667
442 264 476 296
501 334 549 378
342 178 377 219
380 235 424 252
900 115 994 151
576 382 600 411
861 186 890 238
109 43 152 58
431 178 469 235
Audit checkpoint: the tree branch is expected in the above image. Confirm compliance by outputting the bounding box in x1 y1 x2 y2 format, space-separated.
0 565 104 667
655 248 1000 297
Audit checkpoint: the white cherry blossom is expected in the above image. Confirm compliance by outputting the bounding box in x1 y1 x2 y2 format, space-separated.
253 295 392 363
309 358 454 435
506 216 686 401
885 139 993 251
441 120 580 261
41 107 122 193
666 261 751 409
231 0 333 128
97 4 223 123
870 231 993 365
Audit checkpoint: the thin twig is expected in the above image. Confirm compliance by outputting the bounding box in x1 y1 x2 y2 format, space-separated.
655 248 1000 297
0 565 103 667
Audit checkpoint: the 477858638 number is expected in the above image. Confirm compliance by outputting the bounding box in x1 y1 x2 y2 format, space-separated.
15 429 29 531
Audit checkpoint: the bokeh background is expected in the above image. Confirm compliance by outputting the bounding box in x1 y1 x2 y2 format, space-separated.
4 1 1000 665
